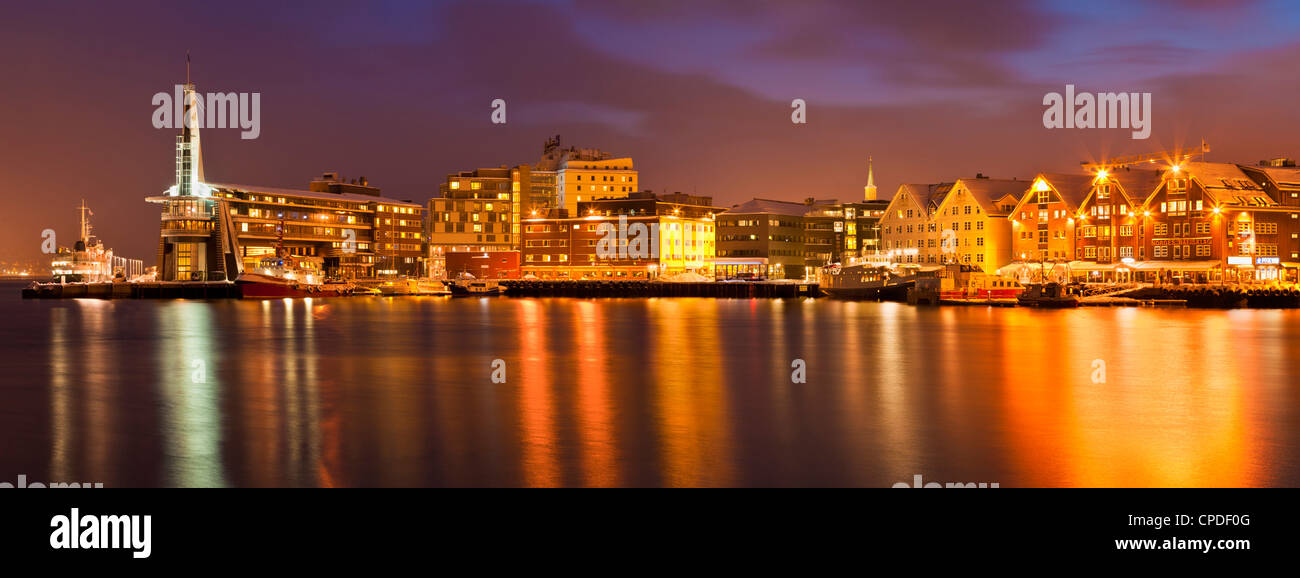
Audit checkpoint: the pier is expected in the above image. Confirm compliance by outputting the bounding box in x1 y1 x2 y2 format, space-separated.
500 280 820 298
22 281 239 300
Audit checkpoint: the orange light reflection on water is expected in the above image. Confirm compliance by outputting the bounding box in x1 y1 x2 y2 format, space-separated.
997 308 1265 487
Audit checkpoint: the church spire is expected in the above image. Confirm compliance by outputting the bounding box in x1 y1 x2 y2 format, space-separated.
864 156 878 201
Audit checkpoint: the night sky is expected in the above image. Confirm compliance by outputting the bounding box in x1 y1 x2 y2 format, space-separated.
3 0 1300 262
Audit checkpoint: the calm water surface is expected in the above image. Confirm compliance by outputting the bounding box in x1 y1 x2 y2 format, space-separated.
2 280 1298 487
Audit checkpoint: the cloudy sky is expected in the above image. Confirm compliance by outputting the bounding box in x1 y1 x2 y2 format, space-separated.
3 0 1299 261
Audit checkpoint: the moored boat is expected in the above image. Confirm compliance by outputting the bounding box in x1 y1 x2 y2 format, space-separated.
375 278 452 296
236 255 339 299
1016 282 1081 308
450 279 504 296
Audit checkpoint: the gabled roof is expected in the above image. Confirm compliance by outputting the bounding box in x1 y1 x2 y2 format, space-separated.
1008 173 1090 218
896 182 954 211
723 198 809 217
1106 168 1164 205
1042 173 1094 209
944 177 1027 215
1077 168 1163 211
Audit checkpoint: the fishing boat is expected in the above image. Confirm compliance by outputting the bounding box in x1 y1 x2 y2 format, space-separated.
1016 282 1081 308
449 279 504 296
235 217 352 298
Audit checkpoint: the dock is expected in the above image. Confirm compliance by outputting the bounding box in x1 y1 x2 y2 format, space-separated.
500 280 820 298
22 281 240 299
20 280 821 300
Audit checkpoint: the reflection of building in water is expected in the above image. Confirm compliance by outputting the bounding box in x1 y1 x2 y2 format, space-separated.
154 302 228 487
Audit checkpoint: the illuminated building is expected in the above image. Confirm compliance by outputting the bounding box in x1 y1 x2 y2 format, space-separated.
1007 173 1093 265
1069 168 1163 281
144 74 234 281
879 182 953 266
552 141 637 216
931 176 1024 274
209 176 423 279
1135 161 1299 282
426 167 516 279
716 198 809 279
521 192 720 279
143 75 422 280
1239 159 1300 280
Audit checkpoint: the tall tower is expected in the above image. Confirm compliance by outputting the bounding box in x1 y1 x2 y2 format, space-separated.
175 53 206 197
864 156 878 201
150 53 225 282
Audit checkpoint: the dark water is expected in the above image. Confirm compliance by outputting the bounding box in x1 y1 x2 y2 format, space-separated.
2 280 1298 487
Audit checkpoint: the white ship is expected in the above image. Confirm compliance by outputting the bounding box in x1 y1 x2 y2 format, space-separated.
50 201 117 283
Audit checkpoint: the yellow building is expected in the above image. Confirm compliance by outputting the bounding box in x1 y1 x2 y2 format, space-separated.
556 155 637 215
932 177 1025 273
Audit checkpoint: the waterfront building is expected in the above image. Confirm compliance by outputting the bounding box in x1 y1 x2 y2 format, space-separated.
1136 161 1298 283
879 182 954 266
445 251 521 279
521 192 721 279
145 78 422 281
843 199 891 259
931 176 1024 274
1239 159 1300 278
716 198 810 279
1070 168 1163 281
1009 174 1091 263
801 198 848 272
426 167 517 279
212 176 424 279
425 137 634 278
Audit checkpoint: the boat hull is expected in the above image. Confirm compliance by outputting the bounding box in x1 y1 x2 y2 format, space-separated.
236 274 315 299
